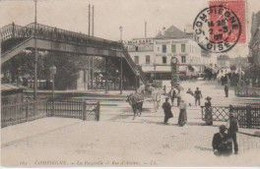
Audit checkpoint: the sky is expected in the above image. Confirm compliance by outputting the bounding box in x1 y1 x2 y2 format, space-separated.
0 0 260 57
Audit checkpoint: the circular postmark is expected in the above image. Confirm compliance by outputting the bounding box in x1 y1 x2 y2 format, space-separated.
193 5 241 53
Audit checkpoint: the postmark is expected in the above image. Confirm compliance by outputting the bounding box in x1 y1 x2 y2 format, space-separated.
193 5 242 53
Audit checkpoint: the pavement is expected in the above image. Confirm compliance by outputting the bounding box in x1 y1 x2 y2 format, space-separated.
1 80 260 167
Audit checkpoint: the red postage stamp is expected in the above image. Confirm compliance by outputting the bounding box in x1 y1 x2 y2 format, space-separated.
193 0 246 53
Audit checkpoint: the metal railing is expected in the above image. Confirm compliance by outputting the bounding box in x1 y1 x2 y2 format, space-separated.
122 47 147 83
1 99 100 128
235 86 260 97
201 104 260 129
1 100 46 128
0 23 122 50
46 100 100 121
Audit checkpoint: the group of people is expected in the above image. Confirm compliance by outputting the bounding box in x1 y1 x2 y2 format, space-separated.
161 85 204 126
168 86 203 107
161 97 187 126
212 113 239 155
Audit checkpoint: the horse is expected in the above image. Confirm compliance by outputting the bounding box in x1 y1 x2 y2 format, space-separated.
126 92 144 120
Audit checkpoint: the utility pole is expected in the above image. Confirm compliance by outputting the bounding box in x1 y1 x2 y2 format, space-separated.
34 0 38 100
144 21 147 38
91 5 94 89
88 4 91 36
87 3 92 88
119 26 123 42
92 5 94 36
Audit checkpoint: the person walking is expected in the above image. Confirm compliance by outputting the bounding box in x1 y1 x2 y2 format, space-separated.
212 125 232 156
169 87 176 106
178 99 187 126
226 112 239 154
163 85 167 95
186 88 194 106
162 98 173 124
224 84 229 97
194 87 203 106
204 96 213 125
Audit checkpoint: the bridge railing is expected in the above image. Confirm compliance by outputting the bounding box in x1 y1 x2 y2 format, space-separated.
1 22 122 50
121 47 147 83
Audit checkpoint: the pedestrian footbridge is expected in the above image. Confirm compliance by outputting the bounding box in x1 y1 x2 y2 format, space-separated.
0 23 147 87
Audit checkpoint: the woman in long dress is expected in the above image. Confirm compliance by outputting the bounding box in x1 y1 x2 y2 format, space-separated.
178 99 187 126
204 96 213 125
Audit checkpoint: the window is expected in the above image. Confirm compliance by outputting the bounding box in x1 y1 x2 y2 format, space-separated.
135 46 139 51
162 45 167 53
181 44 186 53
181 56 186 63
146 55 150 64
157 47 160 52
172 44 176 53
162 56 167 64
134 56 139 64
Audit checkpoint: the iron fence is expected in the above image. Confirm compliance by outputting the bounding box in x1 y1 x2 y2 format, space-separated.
1 100 46 128
201 105 260 129
235 86 260 97
46 100 100 121
1 99 100 128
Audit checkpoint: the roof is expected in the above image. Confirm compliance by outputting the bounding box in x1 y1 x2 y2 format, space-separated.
1 84 25 92
155 25 188 39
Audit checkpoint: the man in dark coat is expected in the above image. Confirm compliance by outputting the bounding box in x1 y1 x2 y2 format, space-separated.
204 96 213 125
212 125 232 156
194 87 203 106
162 98 173 124
224 84 229 97
227 112 239 154
169 87 177 106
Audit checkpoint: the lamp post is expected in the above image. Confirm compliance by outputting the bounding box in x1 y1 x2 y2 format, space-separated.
136 70 140 91
119 26 123 42
34 0 38 100
171 57 179 87
50 65 57 115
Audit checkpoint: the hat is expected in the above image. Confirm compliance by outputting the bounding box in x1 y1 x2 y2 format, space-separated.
219 125 227 130
205 96 212 100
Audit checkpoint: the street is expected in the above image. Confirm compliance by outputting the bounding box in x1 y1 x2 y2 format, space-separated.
1 80 260 167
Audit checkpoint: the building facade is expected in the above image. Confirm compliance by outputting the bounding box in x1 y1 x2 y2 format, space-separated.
125 25 214 80
248 11 260 87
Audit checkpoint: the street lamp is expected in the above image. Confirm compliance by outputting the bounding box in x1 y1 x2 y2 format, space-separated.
119 26 123 42
136 70 140 91
34 0 38 100
50 65 57 115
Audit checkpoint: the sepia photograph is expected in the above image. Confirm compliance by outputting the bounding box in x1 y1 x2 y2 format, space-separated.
0 0 260 167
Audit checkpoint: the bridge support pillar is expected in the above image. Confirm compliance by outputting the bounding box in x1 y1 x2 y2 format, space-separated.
120 56 123 94
105 57 108 94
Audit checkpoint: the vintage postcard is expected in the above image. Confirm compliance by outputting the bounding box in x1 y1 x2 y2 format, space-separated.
0 0 260 167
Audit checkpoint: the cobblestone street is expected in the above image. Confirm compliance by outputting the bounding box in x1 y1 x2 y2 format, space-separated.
1 80 260 167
